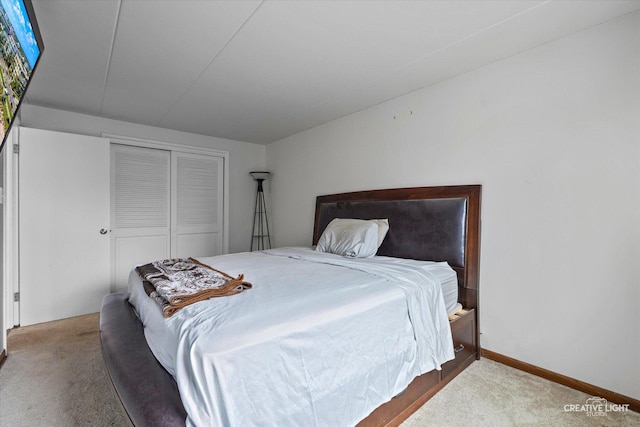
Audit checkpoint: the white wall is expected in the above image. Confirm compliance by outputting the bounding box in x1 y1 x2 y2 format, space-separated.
20 105 266 254
267 11 640 399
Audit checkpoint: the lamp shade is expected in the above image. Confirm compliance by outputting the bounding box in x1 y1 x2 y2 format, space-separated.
250 171 271 180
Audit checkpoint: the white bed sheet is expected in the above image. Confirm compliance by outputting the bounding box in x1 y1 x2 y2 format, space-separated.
370 254 458 313
128 247 454 427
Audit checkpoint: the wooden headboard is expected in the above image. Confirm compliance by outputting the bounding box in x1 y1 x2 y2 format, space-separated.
313 185 481 310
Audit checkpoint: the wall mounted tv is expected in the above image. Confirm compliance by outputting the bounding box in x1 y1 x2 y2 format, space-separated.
0 0 43 152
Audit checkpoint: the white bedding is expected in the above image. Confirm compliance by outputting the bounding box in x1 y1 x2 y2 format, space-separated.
371 253 459 314
128 247 455 427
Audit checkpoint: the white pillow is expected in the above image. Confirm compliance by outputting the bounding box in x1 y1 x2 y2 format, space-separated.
315 218 380 258
371 218 389 247
318 218 389 248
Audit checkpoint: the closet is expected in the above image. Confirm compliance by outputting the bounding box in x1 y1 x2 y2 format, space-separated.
110 143 224 292
17 128 227 325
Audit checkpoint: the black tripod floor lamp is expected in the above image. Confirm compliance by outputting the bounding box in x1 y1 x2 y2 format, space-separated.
250 171 271 251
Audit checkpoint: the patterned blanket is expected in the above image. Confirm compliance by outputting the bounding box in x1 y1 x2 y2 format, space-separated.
136 258 252 318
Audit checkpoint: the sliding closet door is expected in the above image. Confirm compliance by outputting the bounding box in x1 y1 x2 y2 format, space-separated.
110 144 225 291
171 152 224 258
111 144 170 292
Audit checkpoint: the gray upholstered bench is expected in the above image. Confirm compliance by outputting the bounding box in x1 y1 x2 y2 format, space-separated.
100 293 187 427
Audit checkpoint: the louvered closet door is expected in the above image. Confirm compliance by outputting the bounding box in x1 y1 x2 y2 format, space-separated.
111 144 171 292
171 152 224 258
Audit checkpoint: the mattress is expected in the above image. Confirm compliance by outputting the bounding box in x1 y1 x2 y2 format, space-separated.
128 247 455 427
371 254 458 313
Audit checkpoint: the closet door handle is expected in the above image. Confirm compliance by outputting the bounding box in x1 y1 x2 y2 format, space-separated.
99 228 109 235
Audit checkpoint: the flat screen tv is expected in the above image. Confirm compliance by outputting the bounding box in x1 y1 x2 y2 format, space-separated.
0 0 42 152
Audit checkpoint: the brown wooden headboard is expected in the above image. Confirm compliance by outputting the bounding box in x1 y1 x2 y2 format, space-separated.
313 185 481 310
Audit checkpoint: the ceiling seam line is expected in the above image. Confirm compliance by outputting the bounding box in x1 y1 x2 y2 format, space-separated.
98 0 123 116
154 0 266 128
379 0 554 78
295 0 553 117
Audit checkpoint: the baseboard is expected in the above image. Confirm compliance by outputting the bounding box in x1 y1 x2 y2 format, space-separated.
482 349 639 413
0 349 6 369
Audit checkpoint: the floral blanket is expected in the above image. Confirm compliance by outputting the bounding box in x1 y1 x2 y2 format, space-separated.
136 257 252 318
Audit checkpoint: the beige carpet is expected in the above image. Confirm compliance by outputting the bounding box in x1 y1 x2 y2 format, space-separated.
0 313 128 427
0 313 638 427
402 358 640 427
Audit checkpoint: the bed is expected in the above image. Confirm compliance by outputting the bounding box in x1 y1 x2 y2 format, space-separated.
100 184 481 426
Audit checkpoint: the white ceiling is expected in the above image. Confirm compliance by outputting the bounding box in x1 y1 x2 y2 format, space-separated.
24 0 640 145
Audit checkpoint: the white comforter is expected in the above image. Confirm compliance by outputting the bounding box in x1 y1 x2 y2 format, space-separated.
128 247 454 427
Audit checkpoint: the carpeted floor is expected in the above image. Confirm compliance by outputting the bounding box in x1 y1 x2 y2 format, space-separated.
0 313 638 427
0 313 128 427
402 358 640 427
